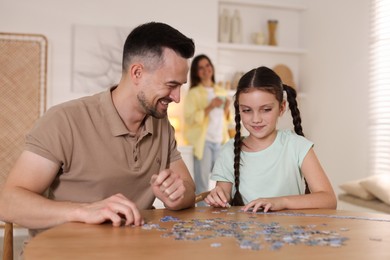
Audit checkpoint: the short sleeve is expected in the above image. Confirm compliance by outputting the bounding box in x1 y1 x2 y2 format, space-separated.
25 105 73 167
294 134 313 167
210 139 235 183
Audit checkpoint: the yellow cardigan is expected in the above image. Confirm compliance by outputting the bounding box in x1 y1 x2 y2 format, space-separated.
183 84 230 160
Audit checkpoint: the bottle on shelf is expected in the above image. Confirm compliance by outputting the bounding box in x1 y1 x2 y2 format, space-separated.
230 9 242 44
267 20 278 46
219 8 231 43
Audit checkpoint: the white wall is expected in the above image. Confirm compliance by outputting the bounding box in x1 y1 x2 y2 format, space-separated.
0 0 218 106
300 0 370 197
0 0 371 206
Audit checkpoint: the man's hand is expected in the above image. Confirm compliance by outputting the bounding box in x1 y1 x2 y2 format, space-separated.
150 169 186 208
73 193 144 227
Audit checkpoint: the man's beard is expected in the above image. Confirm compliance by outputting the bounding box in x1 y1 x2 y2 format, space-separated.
137 91 168 119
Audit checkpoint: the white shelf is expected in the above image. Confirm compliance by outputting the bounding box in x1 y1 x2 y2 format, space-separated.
219 0 307 11
217 42 306 54
216 0 307 95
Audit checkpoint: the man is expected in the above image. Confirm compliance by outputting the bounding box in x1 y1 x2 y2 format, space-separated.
0 22 196 232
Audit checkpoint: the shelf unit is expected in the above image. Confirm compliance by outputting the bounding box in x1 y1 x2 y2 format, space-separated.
219 0 307 10
216 0 307 92
217 42 306 54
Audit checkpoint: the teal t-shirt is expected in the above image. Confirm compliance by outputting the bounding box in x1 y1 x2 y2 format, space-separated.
210 129 313 204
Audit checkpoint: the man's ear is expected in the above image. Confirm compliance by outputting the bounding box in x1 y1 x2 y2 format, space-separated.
129 63 143 81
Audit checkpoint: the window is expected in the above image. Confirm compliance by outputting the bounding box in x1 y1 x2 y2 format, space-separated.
369 0 390 175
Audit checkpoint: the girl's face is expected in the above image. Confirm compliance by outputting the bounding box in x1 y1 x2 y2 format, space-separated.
196 58 214 82
238 89 285 140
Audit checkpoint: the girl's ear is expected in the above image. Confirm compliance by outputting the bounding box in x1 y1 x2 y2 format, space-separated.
279 100 287 117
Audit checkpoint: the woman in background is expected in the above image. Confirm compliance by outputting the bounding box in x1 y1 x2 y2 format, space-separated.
205 66 336 212
184 54 231 204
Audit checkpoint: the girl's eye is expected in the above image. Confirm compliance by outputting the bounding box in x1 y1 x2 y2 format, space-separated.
241 109 251 113
261 107 272 113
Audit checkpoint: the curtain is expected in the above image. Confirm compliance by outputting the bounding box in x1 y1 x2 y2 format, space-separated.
369 0 390 175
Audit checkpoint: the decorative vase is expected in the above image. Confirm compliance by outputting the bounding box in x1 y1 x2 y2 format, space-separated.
219 8 231 43
267 20 278 46
252 32 265 45
230 9 242 43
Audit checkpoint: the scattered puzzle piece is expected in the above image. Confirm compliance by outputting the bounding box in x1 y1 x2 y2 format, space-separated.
143 209 351 251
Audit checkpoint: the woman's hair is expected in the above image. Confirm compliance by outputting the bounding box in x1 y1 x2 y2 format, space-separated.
231 66 308 206
189 54 216 88
122 22 195 72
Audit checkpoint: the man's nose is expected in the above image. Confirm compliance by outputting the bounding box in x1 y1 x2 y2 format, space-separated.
170 87 181 103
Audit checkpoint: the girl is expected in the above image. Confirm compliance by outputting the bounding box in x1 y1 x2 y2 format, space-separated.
204 66 336 212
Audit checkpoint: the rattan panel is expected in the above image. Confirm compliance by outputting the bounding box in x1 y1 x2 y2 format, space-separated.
0 33 47 189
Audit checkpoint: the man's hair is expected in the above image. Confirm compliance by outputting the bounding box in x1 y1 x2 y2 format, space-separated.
122 22 195 71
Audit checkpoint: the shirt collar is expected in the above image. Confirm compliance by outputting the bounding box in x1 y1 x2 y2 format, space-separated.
100 87 154 137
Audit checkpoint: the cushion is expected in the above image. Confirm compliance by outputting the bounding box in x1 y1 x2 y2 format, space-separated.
360 174 390 205
339 179 376 200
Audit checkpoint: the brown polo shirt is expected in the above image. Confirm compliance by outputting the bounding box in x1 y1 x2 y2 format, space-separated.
25 87 181 209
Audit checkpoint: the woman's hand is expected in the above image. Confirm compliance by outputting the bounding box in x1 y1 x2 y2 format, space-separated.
210 97 224 108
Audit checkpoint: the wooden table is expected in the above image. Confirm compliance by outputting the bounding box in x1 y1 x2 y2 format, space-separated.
24 207 390 260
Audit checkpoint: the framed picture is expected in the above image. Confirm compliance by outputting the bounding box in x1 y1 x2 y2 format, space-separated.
71 24 130 94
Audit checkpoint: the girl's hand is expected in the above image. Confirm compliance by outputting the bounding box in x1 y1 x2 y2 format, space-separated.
204 186 230 208
242 197 286 213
